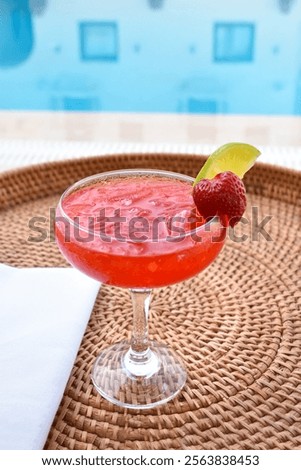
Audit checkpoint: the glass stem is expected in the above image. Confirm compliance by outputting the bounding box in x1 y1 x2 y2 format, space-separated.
123 288 159 377
130 288 151 354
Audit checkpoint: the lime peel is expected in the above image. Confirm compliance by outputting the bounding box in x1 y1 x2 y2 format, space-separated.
193 142 261 186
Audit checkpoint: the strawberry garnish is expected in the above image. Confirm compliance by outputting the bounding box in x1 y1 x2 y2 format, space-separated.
192 171 247 227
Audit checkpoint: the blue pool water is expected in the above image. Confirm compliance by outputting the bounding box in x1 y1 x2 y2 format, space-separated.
0 0 301 115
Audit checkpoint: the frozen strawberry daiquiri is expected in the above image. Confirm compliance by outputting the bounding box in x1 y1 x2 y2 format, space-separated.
56 171 226 289
55 144 260 409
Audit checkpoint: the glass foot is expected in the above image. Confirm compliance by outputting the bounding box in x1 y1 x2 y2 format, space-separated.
91 340 187 409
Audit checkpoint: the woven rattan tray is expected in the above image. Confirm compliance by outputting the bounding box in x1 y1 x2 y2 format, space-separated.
0 153 300 450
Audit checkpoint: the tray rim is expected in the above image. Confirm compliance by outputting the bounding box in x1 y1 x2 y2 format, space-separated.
1 152 301 181
0 151 301 194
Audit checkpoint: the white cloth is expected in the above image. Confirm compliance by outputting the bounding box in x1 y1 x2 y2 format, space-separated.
0 264 100 450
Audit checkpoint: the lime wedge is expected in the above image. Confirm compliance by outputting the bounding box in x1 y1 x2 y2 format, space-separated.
193 142 261 186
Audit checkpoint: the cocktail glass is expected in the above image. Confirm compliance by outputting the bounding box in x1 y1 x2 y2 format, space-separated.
56 169 226 409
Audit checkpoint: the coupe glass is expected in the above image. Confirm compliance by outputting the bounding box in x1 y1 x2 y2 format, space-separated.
56 169 226 409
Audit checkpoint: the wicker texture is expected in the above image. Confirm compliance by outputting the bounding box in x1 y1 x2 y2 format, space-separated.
0 153 300 450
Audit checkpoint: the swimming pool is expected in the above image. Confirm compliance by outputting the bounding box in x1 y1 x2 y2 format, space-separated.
0 0 300 115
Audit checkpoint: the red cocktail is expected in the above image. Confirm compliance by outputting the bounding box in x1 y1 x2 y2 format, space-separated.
56 169 226 408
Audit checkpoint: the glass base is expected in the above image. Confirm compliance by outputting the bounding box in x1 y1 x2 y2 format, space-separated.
91 341 187 409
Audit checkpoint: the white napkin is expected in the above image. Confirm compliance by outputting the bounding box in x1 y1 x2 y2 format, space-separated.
0 264 100 450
